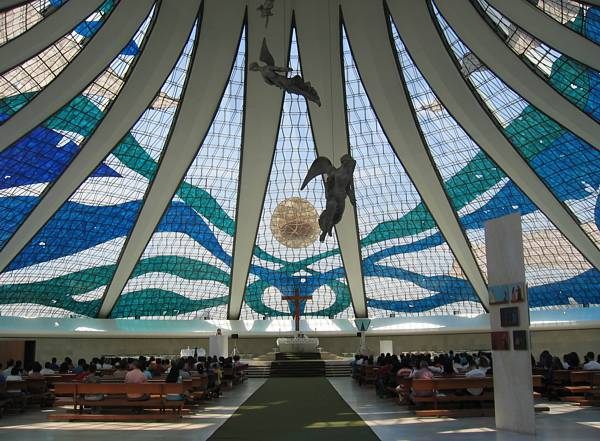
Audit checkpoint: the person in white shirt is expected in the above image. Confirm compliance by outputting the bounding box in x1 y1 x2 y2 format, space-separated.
5 367 24 395
40 362 56 376
428 364 444 374
465 358 489 395
452 355 468 374
583 352 600 370
2 359 15 376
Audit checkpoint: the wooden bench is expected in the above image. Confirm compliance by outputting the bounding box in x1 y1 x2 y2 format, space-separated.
25 378 55 407
53 382 78 408
48 382 186 421
410 377 494 417
559 371 600 403
358 366 377 386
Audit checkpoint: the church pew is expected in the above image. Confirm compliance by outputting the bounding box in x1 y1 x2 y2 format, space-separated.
48 382 186 421
410 377 494 417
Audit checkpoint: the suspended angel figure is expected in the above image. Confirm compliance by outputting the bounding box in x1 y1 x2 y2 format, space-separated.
249 38 321 106
257 0 275 28
301 154 357 242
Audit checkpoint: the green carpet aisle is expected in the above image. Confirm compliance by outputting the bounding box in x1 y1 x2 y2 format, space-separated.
209 378 379 440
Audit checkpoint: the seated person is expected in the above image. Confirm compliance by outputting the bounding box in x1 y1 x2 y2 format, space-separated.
165 359 189 401
5 367 25 395
74 364 91 382
112 361 129 380
2 359 15 376
28 362 45 379
142 362 153 380
395 361 413 402
58 362 70 374
428 356 444 375
583 352 600 370
101 357 113 370
465 358 489 396
452 354 468 374
0 363 5 384
40 362 56 376
72 359 86 374
410 360 434 399
351 354 362 378
83 365 104 401
124 361 149 400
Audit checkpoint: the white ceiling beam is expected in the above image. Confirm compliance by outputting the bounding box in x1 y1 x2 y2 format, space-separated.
0 0 200 277
294 0 368 317
99 0 245 318
228 0 293 319
342 0 490 310
0 0 154 153
486 0 600 72
390 0 600 270
0 0 105 73
435 0 600 151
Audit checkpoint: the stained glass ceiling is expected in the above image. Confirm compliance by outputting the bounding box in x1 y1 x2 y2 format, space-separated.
0 0 597 320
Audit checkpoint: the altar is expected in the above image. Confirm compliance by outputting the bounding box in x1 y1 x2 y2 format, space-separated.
276 335 319 353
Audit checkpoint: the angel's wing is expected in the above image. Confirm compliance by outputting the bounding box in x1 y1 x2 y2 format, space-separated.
301 157 334 190
259 38 275 66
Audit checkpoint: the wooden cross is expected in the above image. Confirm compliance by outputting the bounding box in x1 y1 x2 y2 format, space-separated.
282 288 312 332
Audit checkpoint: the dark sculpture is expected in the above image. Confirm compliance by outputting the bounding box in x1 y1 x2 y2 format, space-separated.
301 155 357 242
249 38 321 106
257 0 275 27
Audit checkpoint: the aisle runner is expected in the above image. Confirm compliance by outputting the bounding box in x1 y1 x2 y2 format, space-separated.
209 377 379 441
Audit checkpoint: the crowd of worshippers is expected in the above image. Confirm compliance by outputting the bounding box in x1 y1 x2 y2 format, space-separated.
351 349 600 400
0 354 246 401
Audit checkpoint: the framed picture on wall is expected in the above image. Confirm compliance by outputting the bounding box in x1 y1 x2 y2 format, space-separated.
491 331 510 350
510 283 526 303
500 306 520 327
488 285 510 304
513 330 528 350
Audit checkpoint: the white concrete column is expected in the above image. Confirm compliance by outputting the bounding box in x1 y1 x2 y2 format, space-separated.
341 0 490 309
486 0 600 71
389 0 600 271
0 0 155 154
0 0 105 73
227 0 293 319
0 0 200 276
294 0 368 317
98 0 245 318
485 213 535 435
435 0 600 151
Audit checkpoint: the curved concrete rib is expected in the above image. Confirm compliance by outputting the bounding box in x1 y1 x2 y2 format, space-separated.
342 0 490 310
100 0 245 318
435 0 600 151
0 0 27 11
486 0 600 72
295 0 368 317
0 0 154 154
0 0 201 278
228 0 293 319
0 0 105 74
389 0 600 271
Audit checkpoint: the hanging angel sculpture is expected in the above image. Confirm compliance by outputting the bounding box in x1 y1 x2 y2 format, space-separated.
250 38 321 106
257 0 275 28
301 154 357 242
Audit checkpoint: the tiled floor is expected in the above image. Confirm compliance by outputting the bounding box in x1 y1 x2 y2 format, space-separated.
0 378 266 441
328 377 600 440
